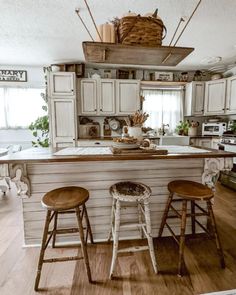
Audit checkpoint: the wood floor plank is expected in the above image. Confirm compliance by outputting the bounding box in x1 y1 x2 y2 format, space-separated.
0 183 236 294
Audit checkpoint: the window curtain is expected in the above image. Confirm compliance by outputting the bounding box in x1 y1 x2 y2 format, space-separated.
0 87 44 128
142 89 183 132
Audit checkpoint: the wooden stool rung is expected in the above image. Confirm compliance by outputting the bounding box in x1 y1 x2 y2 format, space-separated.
49 228 79 235
119 222 146 229
118 245 149 253
49 212 56 222
170 205 182 218
166 214 181 219
186 212 207 218
194 203 208 215
165 223 180 245
43 256 83 263
45 231 54 249
195 219 212 237
58 210 75 214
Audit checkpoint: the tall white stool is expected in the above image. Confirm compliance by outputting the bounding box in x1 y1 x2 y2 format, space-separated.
108 181 158 278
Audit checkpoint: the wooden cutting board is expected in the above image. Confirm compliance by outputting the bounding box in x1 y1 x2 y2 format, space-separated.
110 146 168 155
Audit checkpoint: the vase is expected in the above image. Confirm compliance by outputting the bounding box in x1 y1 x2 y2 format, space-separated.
188 127 197 136
128 126 143 141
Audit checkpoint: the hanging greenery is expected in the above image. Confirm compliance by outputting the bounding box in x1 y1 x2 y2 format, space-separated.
29 67 50 147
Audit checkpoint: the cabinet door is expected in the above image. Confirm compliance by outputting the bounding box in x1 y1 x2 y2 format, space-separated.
226 76 236 114
192 82 205 115
50 99 77 147
49 72 75 97
116 80 140 115
204 79 226 115
80 79 97 115
99 79 115 115
197 139 212 148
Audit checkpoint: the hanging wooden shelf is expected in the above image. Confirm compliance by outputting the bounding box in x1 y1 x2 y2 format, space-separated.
83 42 194 67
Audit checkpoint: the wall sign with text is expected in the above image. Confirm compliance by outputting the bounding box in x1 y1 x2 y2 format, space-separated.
0 70 27 82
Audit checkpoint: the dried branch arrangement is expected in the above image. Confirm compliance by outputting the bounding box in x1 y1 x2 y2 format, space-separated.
126 111 149 127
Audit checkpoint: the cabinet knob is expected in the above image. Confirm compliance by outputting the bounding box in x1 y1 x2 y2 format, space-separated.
100 108 102 111
222 108 225 110
95 108 97 111
226 108 230 110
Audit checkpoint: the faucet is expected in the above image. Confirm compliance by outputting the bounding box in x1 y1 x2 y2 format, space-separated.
160 124 169 136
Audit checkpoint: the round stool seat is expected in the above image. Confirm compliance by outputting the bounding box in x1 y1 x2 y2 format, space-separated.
42 186 89 211
110 181 151 202
168 180 214 201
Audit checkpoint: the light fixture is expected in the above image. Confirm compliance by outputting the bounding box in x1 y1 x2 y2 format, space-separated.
200 56 222 65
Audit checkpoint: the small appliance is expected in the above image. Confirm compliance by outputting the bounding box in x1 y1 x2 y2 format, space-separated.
78 124 100 139
202 122 227 136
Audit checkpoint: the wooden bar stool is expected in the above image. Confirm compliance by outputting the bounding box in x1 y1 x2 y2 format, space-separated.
34 186 94 291
159 180 225 276
108 181 158 279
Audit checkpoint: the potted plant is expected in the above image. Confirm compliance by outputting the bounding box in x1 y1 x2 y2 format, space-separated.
29 67 50 147
175 120 190 136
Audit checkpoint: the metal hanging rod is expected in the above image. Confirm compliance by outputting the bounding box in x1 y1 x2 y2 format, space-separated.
169 17 185 47
75 8 94 41
83 0 102 42
162 0 202 64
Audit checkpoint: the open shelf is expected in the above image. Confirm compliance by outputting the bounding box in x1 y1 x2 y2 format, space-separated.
83 42 194 67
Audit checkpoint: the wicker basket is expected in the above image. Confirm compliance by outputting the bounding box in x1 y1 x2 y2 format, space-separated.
117 16 167 46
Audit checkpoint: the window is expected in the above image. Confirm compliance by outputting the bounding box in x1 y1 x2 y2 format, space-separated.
0 87 45 128
142 89 183 133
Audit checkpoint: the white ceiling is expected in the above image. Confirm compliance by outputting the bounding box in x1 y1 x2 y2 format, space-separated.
1 0 236 71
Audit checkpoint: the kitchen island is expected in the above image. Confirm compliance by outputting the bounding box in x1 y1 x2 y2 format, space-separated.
0 146 235 246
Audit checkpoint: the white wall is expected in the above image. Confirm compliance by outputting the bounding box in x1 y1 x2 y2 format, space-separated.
0 65 45 149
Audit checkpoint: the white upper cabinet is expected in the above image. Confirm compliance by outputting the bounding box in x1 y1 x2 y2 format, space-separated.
116 80 140 115
49 72 75 97
226 76 236 114
99 79 116 115
79 79 140 115
204 79 226 115
185 82 205 116
80 79 97 115
50 98 77 147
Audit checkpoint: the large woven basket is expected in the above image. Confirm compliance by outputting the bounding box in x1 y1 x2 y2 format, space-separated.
117 16 167 46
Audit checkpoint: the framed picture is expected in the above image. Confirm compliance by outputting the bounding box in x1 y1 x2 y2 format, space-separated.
0 70 27 82
154 71 173 81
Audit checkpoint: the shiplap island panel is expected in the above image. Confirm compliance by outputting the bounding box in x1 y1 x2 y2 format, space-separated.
0 147 235 246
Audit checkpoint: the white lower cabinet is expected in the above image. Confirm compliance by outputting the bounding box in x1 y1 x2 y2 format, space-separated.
50 98 77 147
190 138 220 149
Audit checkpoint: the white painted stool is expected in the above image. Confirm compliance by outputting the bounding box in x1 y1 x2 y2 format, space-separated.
108 181 158 278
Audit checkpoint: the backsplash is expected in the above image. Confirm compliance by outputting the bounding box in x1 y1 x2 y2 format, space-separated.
184 115 236 135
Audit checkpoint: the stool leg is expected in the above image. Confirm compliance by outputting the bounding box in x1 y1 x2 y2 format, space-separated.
191 200 196 235
34 210 51 291
207 200 225 268
158 193 173 237
83 205 94 244
138 202 144 239
52 212 58 248
109 199 121 279
178 200 187 277
144 199 158 274
75 206 92 282
108 198 116 242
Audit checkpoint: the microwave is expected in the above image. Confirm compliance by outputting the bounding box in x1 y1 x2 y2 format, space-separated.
202 122 227 136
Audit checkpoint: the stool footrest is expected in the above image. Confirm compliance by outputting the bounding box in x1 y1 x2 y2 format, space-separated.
118 245 149 253
119 223 146 229
43 256 83 263
49 228 79 235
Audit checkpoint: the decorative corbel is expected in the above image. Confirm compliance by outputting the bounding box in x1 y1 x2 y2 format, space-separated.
202 157 233 190
9 164 31 198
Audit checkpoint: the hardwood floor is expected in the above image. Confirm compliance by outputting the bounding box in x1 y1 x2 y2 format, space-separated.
0 183 236 295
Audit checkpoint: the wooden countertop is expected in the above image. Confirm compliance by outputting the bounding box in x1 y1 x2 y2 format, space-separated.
0 147 235 164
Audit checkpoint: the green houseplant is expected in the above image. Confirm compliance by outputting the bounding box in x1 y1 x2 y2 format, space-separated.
29 67 50 147
175 120 190 136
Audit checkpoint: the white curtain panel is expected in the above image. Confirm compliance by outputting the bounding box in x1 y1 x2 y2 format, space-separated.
142 89 184 132
0 87 44 128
